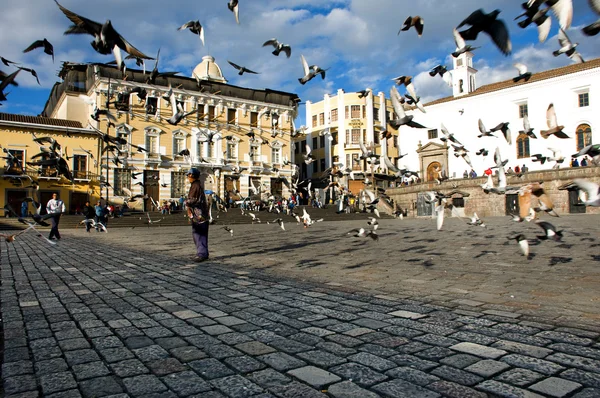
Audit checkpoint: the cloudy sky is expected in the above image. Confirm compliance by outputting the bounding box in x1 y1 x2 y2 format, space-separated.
1 0 598 122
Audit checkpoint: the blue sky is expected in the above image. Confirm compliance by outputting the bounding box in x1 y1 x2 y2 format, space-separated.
1 0 599 123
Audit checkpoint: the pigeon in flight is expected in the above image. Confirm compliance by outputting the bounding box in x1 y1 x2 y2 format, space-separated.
477 119 496 138
222 226 234 237
572 144 600 165
452 28 480 58
476 148 489 157
347 227 378 240
178 20 205 46
262 39 291 58
0 69 20 102
55 0 153 62
399 16 424 37
509 234 530 257
228 0 239 24
439 123 463 146
490 122 511 145
298 54 327 85
540 103 569 139
227 61 259 75
535 220 562 241
303 144 315 165
429 64 452 87
519 114 537 139
513 63 532 83
457 9 512 56
572 179 600 207
553 28 584 63
515 1 552 43
23 38 54 62
389 86 426 129
583 0 600 36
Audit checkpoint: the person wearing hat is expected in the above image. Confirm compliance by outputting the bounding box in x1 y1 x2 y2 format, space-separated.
185 168 210 262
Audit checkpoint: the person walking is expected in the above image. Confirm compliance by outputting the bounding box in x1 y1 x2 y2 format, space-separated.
185 168 210 262
46 193 65 240
82 200 95 232
94 201 104 232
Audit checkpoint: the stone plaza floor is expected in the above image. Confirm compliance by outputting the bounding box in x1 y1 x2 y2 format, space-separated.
1 214 599 397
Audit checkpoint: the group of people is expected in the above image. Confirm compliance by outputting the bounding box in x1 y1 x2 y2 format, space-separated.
81 200 112 232
570 157 590 167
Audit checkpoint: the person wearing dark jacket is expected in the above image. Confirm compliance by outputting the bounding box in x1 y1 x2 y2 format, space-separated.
185 168 210 262
82 201 95 232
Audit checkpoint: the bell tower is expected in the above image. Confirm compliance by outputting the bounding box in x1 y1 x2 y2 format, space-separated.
452 52 477 97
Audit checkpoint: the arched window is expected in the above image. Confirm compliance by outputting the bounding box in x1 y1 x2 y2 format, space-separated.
427 161 441 182
459 79 464 93
576 124 592 151
516 134 530 159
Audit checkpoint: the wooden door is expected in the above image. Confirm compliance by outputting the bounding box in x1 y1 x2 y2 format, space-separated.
144 170 160 211
568 190 586 213
416 192 434 217
505 194 519 216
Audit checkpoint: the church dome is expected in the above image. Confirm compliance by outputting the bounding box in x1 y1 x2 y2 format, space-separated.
192 55 227 83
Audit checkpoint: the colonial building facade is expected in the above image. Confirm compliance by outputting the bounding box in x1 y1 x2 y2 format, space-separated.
35 55 300 210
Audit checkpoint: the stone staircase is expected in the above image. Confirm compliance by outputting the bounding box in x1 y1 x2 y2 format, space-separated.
0 205 394 231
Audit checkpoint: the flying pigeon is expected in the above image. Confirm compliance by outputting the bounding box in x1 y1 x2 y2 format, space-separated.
540 103 569 139
452 28 480 58
429 64 452 87
228 0 239 24
490 122 511 145
572 179 600 207
399 16 424 37
457 9 512 56
515 1 552 43
262 39 291 58
227 60 259 75
583 0 600 36
23 38 54 62
535 220 562 241
519 114 537 139
513 63 532 83
509 234 530 257
178 20 205 46
298 54 327 85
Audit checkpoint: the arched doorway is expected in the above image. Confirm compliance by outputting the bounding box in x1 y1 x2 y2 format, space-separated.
576 124 592 151
427 161 441 182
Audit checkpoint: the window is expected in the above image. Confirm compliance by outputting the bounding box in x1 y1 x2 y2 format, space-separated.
173 134 185 156
294 142 299 154
146 135 158 154
373 107 379 121
579 92 589 107
5 149 24 173
345 129 350 144
312 115 317 127
73 155 87 179
351 105 361 119
146 97 158 115
319 112 325 125
393 136 398 148
115 92 130 111
331 132 338 145
312 137 318 149
331 108 338 122
271 147 281 164
171 171 187 198
116 129 130 152
301 140 307 153
352 153 360 170
226 141 237 159
374 132 380 145
362 106 366 118
351 129 360 144
452 197 465 208
250 143 260 161
250 111 258 127
345 154 351 169
320 159 326 172
227 108 237 125
313 159 319 172
345 106 349 119
271 178 283 197
457 59 463 67
517 134 530 159
208 105 216 120
113 168 131 196
576 124 592 151
207 141 216 158
428 129 438 139
320 135 325 148
519 103 528 118
459 79 464 93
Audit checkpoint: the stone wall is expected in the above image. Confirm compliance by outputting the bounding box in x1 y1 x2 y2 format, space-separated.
387 166 600 217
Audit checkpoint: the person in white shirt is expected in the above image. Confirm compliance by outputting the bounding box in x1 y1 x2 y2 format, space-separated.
46 193 66 240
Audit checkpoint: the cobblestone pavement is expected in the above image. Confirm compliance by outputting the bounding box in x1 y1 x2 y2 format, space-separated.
1 214 600 397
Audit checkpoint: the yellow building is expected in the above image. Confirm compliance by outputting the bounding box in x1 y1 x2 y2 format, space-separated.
294 89 401 194
40 55 300 210
0 113 101 215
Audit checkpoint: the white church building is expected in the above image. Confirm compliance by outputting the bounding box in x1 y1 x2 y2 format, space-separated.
299 53 598 187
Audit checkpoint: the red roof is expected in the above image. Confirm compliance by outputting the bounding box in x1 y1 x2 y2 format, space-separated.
0 112 83 128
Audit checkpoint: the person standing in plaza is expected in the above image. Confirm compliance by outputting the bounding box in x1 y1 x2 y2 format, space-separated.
21 200 28 218
185 168 210 262
94 201 105 232
46 193 65 240
82 201 95 232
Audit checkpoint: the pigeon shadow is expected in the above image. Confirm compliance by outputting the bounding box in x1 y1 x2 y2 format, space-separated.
549 256 573 266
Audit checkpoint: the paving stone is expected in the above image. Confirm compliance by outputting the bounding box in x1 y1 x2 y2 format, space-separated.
428 380 488 398
79 376 123 398
124 336 154 349
269 381 327 398
172 310 202 319
146 358 188 376
548 343 600 361
448 331 498 346
492 340 553 359
415 346 455 361
465 359 511 377
2 360 34 378
40 371 78 395
224 355 266 374
64 349 101 366
35 358 68 375
247 368 293 389
546 352 600 373
210 375 264 397
449 342 507 359
316 341 357 357
502 353 566 375
269 338 312 353
132 344 170 362
476 380 546 398
536 331 594 346
72 361 111 380
387 310 427 319
99 347 135 363
560 368 600 388
46 390 83 398
495 368 545 386
203 343 244 359
162 370 212 396
386 366 440 386
372 379 441 398
189 358 235 379
351 318 391 329
289 332 324 346
529 377 582 397
301 326 336 336
257 352 306 372
498 333 552 347
374 336 409 348
572 388 600 397
327 381 380 398
389 354 438 371
296 350 347 367
217 332 254 345
415 333 460 348
169 345 208 363
329 362 388 387
155 337 188 351
430 364 483 386
235 341 276 356
287 365 341 389
3 374 38 395
91 336 124 350
346 352 396 372
186 334 222 348
122 374 168 397
109 359 149 377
